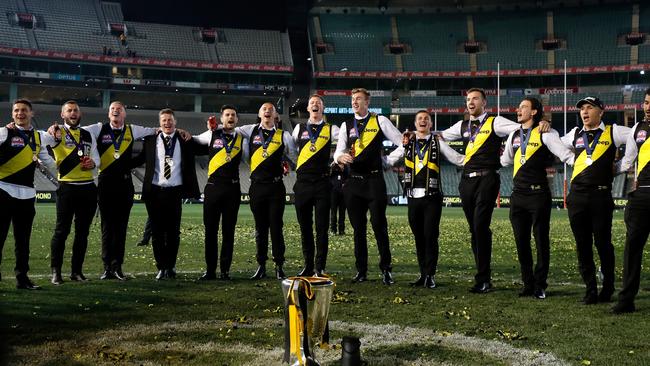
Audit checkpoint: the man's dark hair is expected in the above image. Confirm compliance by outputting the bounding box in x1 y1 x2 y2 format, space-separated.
220 104 237 114
645 88 650 98
159 108 175 117
522 97 544 124
415 110 430 119
466 88 487 100
13 98 32 110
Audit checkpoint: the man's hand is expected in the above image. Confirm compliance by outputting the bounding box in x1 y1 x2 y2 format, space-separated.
177 128 191 141
338 153 354 165
402 129 414 146
47 122 62 141
282 161 290 176
537 120 551 133
79 156 95 170
5 122 15 129
207 116 218 131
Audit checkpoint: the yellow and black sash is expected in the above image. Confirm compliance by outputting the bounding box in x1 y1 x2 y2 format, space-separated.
351 115 380 158
513 127 543 178
99 124 133 173
208 133 242 176
634 122 650 186
0 128 42 186
52 127 94 182
571 125 614 181
297 123 331 171
250 128 283 173
463 116 495 165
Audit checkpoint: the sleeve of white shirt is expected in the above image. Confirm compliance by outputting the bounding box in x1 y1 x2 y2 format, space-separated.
378 115 403 146
385 146 404 167
493 116 521 138
36 131 57 175
439 138 465 166
235 124 255 140
131 125 158 140
283 131 298 164
542 129 575 165
333 122 348 164
82 122 102 139
500 131 515 167
617 123 638 174
39 130 57 147
242 138 250 166
560 127 577 148
331 125 340 142
0 127 6 144
613 124 631 147
441 120 464 141
193 130 212 145
291 124 301 146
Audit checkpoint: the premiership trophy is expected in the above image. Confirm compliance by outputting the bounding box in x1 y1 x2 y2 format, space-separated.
282 276 335 366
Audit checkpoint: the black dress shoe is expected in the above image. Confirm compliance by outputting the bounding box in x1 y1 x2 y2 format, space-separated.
352 272 367 283
582 291 598 305
469 282 492 294
70 273 89 282
251 265 267 280
297 267 315 277
424 275 436 289
409 275 425 287
518 286 534 297
611 301 635 314
598 287 614 303
167 268 177 279
382 270 394 285
51 268 64 285
533 288 546 299
198 272 217 281
16 276 41 290
113 267 127 281
275 266 286 280
155 270 166 280
100 270 115 280
220 272 231 281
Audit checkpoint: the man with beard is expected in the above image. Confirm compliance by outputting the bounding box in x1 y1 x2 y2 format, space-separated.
334 88 404 285
195 105 243 281
0 99 56 289
291 94 339 277
500 97 574 299
441 88 550 294
49 100 100 285
560 97 630 305
386 110 464 288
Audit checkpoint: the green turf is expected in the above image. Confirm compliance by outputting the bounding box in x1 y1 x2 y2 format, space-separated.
0 204 649 365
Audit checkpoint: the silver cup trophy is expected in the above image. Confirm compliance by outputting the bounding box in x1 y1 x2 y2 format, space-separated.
282 276 334 366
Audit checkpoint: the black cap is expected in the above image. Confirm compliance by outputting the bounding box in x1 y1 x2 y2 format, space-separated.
576 97 605 110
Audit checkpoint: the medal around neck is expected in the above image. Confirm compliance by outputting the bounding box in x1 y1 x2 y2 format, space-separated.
113 152 120 159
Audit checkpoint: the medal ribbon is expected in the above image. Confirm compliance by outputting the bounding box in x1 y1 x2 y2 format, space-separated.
62 126 85 155
306 122 324 147
258 127 275 152
220 132 236 155
582 129 603 158
352 116 369 144
519 127 532 158
467 115 487 144
162 134 177 158
109 127 126 154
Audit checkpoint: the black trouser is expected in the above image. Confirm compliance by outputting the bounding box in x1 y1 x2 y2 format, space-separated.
140 216 152 244
618 187 650 305
509 189 551 290
50 183 97 274
203 181 240 274
330 185 346 233
249 180 286 266
407 193 442 277
294 178 331 272
0 189 35 278
344 175 391 273
98 176 134 271
567 188 615 294
145 185 183 271
458 171 500 284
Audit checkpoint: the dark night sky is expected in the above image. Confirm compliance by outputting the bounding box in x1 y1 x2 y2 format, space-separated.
116 0 290 30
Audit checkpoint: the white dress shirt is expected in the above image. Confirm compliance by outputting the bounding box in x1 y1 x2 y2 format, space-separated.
441 112 522 142
153 132 183 187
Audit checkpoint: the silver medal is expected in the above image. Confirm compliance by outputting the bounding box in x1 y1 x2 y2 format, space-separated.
113 152 120 159
520 156 526 165
225 153 231 162
166 157 174 167
262 150 268 158
309 143 316 152
32 153 38 162
585 156 593 166
77 150 84 157
417 162 424 169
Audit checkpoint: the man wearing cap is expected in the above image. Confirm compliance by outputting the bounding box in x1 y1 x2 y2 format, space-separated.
291 94 339 277
236 103 297 280
611 88 650 313
441 88 550 294
501 97 574 299
560 96 630 305
334 88 404 285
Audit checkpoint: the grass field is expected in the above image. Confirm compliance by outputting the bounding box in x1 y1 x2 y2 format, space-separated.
1 203 649 365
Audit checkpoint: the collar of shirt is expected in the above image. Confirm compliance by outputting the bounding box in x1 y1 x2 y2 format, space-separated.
258 124 276 132
308 119 324 125
109 122 124 131
354 113 369 120
578 122 605 134
162 132 176 140
15 125 34 132
64 122 78 130
470 112 487 123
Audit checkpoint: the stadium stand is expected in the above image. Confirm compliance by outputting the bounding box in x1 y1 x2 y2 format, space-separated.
215 28 289 65
122 21 210 61
0 2 30 48
317 15 396 71
322 95 392 109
